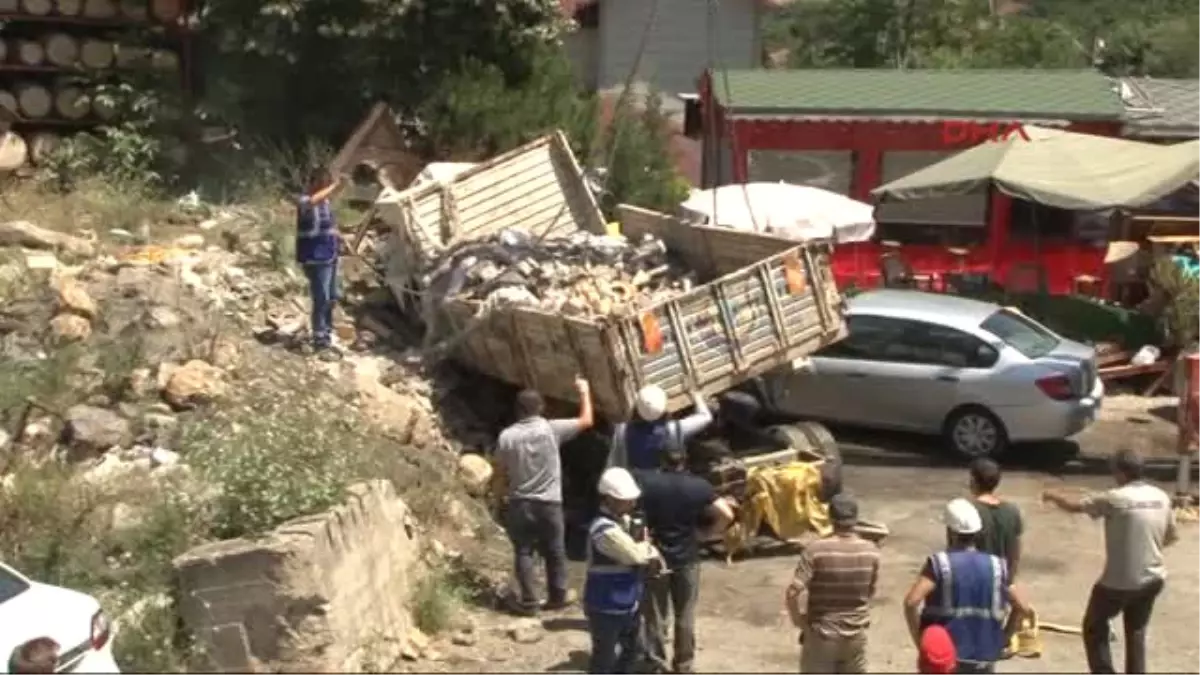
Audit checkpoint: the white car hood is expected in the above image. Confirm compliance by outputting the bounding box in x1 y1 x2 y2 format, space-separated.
0 581 99 661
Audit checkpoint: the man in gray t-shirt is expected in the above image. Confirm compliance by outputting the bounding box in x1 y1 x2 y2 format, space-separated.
1043 448 1178 674
494 377 594 615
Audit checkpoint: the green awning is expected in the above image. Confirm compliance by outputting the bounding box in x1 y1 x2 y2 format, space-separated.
871 126 1200 211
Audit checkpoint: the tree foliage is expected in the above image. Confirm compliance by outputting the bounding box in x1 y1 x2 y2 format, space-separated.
196 0 569 143
766 0 1198 77
598 93 691 218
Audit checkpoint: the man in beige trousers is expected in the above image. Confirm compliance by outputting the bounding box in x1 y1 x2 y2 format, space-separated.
785 493 880 673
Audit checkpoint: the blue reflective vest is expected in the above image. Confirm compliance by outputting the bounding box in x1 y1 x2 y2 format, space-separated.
295 195 338 264
920 549 1009 665
623 420 681 471
583 515 643 614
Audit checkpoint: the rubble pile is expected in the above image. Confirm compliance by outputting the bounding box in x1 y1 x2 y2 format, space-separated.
422 229 697 318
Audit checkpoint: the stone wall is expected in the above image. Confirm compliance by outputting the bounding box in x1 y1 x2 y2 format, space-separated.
173 480 421 673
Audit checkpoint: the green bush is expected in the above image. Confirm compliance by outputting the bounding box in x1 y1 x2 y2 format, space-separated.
411 569 467 635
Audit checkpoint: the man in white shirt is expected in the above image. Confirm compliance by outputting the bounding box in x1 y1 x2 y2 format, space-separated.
1043 449 1178 674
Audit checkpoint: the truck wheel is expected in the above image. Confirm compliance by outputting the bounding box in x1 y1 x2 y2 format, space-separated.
764 423 843 503
764 423 811 454
793 421 841 466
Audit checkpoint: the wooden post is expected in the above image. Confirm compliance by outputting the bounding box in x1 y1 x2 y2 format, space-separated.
1177 352 1200 497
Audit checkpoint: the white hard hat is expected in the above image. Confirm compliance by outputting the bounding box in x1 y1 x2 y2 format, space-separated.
944 498 982 535
634 385 668 421
598 467 642 501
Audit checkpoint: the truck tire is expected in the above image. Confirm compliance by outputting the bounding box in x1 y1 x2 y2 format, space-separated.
793 420 841 465
764 423 811 454
765 422 843 503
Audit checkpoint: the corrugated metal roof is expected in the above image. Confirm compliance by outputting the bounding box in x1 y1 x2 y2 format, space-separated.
1120 78 1200 139
712 69 1125 120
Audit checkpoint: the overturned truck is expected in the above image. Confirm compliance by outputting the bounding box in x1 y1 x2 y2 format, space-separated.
374 132 849 420
373 132 866 557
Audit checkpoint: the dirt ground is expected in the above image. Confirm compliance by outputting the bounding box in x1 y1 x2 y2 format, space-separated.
417 460 1198 674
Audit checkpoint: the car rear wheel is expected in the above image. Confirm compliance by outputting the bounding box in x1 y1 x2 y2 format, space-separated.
944 406 1008 459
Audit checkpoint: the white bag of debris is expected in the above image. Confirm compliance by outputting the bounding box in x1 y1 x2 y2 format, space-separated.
680 182 876 244
407 162 477 189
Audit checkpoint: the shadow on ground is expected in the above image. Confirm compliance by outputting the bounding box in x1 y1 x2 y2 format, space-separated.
830 425 1193 482
546 650 589 672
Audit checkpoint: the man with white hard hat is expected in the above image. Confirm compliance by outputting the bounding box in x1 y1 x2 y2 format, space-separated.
903 498 1032 674
584 467 664 674
608 384 713 471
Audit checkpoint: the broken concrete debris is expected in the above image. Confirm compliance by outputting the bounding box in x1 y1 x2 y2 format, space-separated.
422 229 696 318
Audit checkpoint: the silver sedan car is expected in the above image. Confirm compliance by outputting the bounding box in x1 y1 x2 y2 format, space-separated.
764 290 1104 458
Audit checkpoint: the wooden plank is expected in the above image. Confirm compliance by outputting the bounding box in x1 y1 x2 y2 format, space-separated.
1099 361 1169 381
376 132 605 284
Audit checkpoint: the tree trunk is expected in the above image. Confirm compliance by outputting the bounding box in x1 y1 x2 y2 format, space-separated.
44 32 80 68
118 0 146 20
55 85 89 119
80 38 115 68
16 39 45 66
56 0 85 16
0 89 16 117
82 0 117 19
113 44 147 68
16 83 53 118
0 132 29 171
150 0 180 22
20 0 54 15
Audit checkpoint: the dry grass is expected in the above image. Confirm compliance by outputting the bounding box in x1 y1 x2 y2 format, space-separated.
4 179 178 234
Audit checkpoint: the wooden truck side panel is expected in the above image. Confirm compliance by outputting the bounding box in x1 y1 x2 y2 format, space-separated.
375 132 606 273
441 302 629 419
440 206 847 420
606 241 846 418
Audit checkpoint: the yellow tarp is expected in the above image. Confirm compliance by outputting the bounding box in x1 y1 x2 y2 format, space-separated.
726 461 831 553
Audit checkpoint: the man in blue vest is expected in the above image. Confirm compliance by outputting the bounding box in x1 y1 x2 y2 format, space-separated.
608 385 713 471
903 498 1032 674
295 166 344 359
585 467 664 674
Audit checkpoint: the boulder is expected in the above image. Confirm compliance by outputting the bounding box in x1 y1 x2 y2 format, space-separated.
127 368 155 399
48 313 92 342
208 336 240 370
144 306 181 329
62 405 132 461
55 277 97 319
163 359 226 410
505 618 544 645
0 220 95 257
174 233 206 249
457 454 493 497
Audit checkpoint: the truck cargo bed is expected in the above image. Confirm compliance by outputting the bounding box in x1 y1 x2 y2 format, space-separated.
439 206 847 420
375 132 847 420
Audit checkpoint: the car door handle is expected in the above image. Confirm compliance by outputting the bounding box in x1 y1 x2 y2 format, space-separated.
846 372 868 379
937 375 960 382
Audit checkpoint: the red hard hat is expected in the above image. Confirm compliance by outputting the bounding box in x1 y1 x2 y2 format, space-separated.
917 625 957 674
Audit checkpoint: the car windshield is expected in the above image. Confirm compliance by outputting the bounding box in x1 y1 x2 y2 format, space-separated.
979 309 1060 359
0 564 30 604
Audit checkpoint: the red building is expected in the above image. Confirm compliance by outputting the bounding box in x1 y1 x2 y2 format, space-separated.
699 69 1127 294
